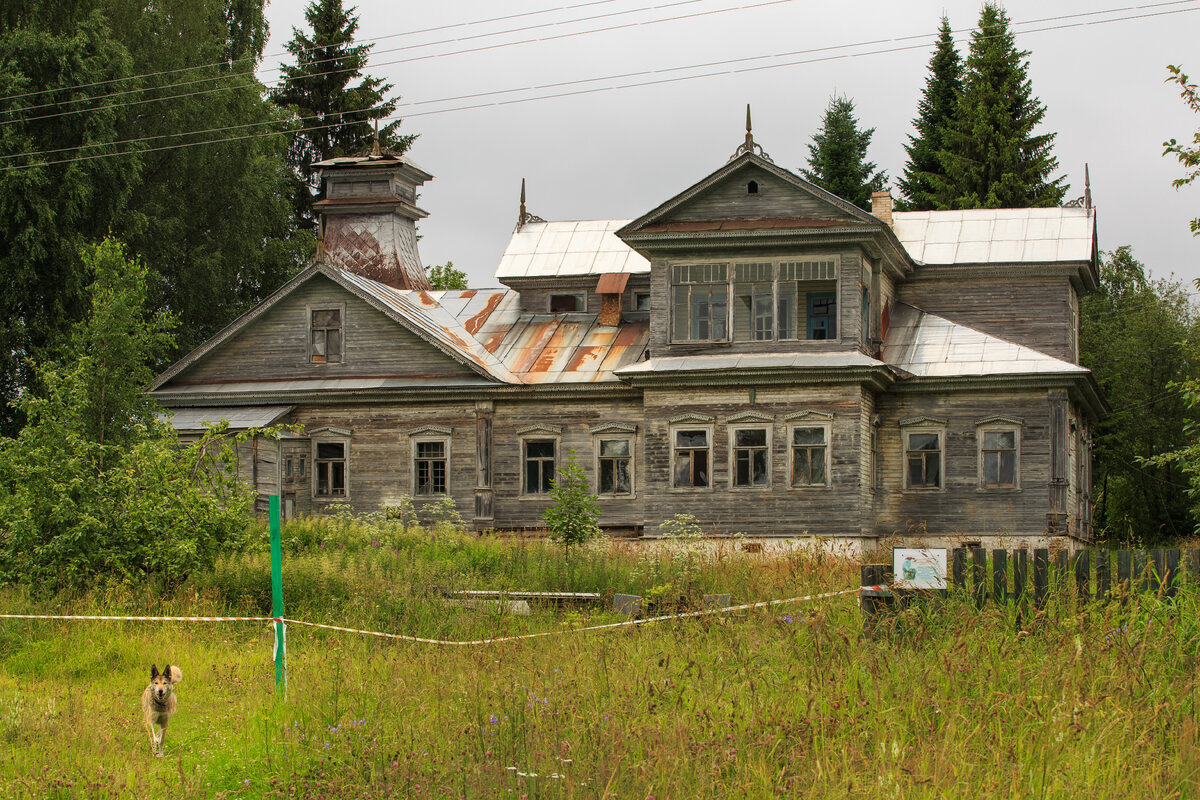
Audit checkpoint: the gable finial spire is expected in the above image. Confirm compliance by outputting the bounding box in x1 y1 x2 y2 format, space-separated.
370 119 381 156
517 177 546 229
1084 163 1092 210
730 103 772 163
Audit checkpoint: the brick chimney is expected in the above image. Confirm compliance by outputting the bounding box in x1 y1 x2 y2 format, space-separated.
314 152 432 291
871 191 894 227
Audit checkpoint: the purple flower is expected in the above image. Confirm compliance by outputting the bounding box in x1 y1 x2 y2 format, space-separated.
489 714 500 724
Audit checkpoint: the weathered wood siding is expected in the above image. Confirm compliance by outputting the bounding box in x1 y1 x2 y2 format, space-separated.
896 269 1076 362
639 384 869 538
664 166 859 223
873 388 1056 539
169 275 479 386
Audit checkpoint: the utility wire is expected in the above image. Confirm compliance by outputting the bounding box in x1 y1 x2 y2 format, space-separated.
0 0 780 126
3 3 1198 172
4 0 1195 130
0 0 624 105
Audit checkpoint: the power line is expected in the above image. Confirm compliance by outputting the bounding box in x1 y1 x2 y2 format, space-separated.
0 0 624 106
3 2 1198 172
0 0 764 127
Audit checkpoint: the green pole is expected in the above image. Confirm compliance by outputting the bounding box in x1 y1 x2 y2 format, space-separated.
269 494 286 698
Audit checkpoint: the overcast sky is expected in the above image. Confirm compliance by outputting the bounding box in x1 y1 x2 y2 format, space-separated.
260 0 1200 289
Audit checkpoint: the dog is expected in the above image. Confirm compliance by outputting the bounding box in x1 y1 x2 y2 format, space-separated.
141 664 183 756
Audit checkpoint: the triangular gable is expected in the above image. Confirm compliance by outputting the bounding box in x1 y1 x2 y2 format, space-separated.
618 151 881 238
151 263 518 392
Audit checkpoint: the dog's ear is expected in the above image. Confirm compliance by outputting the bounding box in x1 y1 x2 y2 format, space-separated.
163 664 173 682
150 664 159 679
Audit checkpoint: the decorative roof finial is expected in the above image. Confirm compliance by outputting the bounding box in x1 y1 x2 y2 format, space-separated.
1084 163 1092 210
730 104 772 163
370 119 382 157
517 177 546 229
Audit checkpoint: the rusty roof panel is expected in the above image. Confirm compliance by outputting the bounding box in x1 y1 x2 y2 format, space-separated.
595 272 630 294
637 218 851 233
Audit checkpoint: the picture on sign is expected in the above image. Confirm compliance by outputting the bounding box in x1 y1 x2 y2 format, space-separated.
892 548 948 590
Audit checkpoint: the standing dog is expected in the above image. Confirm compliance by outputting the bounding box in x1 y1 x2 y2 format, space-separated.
141 664 183 756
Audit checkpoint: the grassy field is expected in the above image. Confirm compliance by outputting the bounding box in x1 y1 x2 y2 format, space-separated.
1 522 1198 799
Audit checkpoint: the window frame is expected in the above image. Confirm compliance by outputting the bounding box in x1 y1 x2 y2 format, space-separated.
787 421 832 489
592 429 636 499
976 417 1023 492
901 421 946 492
307 303 346 365
548 292 586 313
632 291 651 312
668 420 715 492
728 422 772 490
411 434 451 497
311 433 350 501
519 432 560 498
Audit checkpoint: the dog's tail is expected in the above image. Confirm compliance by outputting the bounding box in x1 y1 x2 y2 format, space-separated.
165 665 182 685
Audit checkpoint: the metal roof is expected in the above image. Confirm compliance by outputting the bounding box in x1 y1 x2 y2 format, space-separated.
882 302 1088 378
891 207 1095 265
157 405 293 432
488 314 649 383
495 220 650 280
617 351 884 375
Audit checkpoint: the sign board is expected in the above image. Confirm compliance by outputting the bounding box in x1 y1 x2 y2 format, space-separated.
892 548 948 590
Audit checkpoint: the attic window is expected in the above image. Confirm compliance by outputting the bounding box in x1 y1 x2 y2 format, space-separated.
747 180 759 195
550 293 584 313
310 308 343 363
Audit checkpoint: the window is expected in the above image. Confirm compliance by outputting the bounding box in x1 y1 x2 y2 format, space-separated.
414 439 448 496
671 264 728 342
980 429 1018 489
790 427 828 487
861 285 870 346
747 180 759 194
284 458 292 478
523 440 556 494
905 431 942 489
633 291 651 311
315 441 347 497
550 293 584 313
673 429 710 488
597 438 633 495
310 308 343 363
734 263 774 341
732 427 769 487
298 457 305 477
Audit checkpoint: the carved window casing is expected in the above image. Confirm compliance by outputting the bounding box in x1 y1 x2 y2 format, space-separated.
900 417 947 491
669 415 714 490
786 411 833 488
518 424 562 496
591 423 636 498
976 416 1023 491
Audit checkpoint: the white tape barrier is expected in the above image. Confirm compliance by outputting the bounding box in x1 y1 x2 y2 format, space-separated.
0 587 856 647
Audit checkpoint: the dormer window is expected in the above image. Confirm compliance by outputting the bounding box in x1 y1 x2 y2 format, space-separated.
310 308 343 363
549 293 585 313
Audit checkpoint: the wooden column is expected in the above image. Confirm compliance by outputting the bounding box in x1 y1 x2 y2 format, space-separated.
474 400 494 527
1047 390 1069 534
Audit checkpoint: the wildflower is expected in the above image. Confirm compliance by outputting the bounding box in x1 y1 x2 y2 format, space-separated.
243 779 251 786
782 615 793 624
489 714 500 724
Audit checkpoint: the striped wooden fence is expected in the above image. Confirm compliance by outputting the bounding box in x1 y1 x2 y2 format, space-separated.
860 548 1200 618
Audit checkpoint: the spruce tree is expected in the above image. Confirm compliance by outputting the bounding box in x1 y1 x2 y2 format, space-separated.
934 3 1066 208
273 0 415 227
801 95 888 211
897 17 962 211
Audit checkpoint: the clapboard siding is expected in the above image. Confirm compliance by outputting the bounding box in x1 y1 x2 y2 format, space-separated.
872 389 1057 539
171 275 478 385
897 271 1076 362
665 166 859 222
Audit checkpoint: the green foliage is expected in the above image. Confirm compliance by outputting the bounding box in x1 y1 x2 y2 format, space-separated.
272 0 416 227
1164 65 1200 236
897 16 962 211
425 261 469 290
1082 247 1200 541
659 513 704 540
801 95 888 211
933 3 1066 209
0 240 256 589
542 451 600 553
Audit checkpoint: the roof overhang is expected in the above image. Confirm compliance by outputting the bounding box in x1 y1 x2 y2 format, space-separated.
892 371 1108 421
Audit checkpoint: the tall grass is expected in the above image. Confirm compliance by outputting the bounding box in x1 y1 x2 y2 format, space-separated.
0 521 1197 798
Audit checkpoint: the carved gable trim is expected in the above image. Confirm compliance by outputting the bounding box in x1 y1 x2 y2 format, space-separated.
408 424 452 437
590 422 638 435
974 415 1024 428
308 425 353 437
898 415 947 428
516 423 563 436
668 412 715 425
727 410 774 424
783 410 834 423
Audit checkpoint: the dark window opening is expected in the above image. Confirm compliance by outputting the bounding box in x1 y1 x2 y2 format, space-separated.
315 441 346 497
733 429 769 487
747 180 759 194
598 439 632 495
674 429 709 488
415 440 448 495
791 427 828 486
524 440 556 494
906 432 941 489
311 309 343 363
982 430 1017 488
634 292 651 311
550 294 583 313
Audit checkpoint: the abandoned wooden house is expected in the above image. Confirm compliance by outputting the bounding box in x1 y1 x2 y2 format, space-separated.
149 121 1103 550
